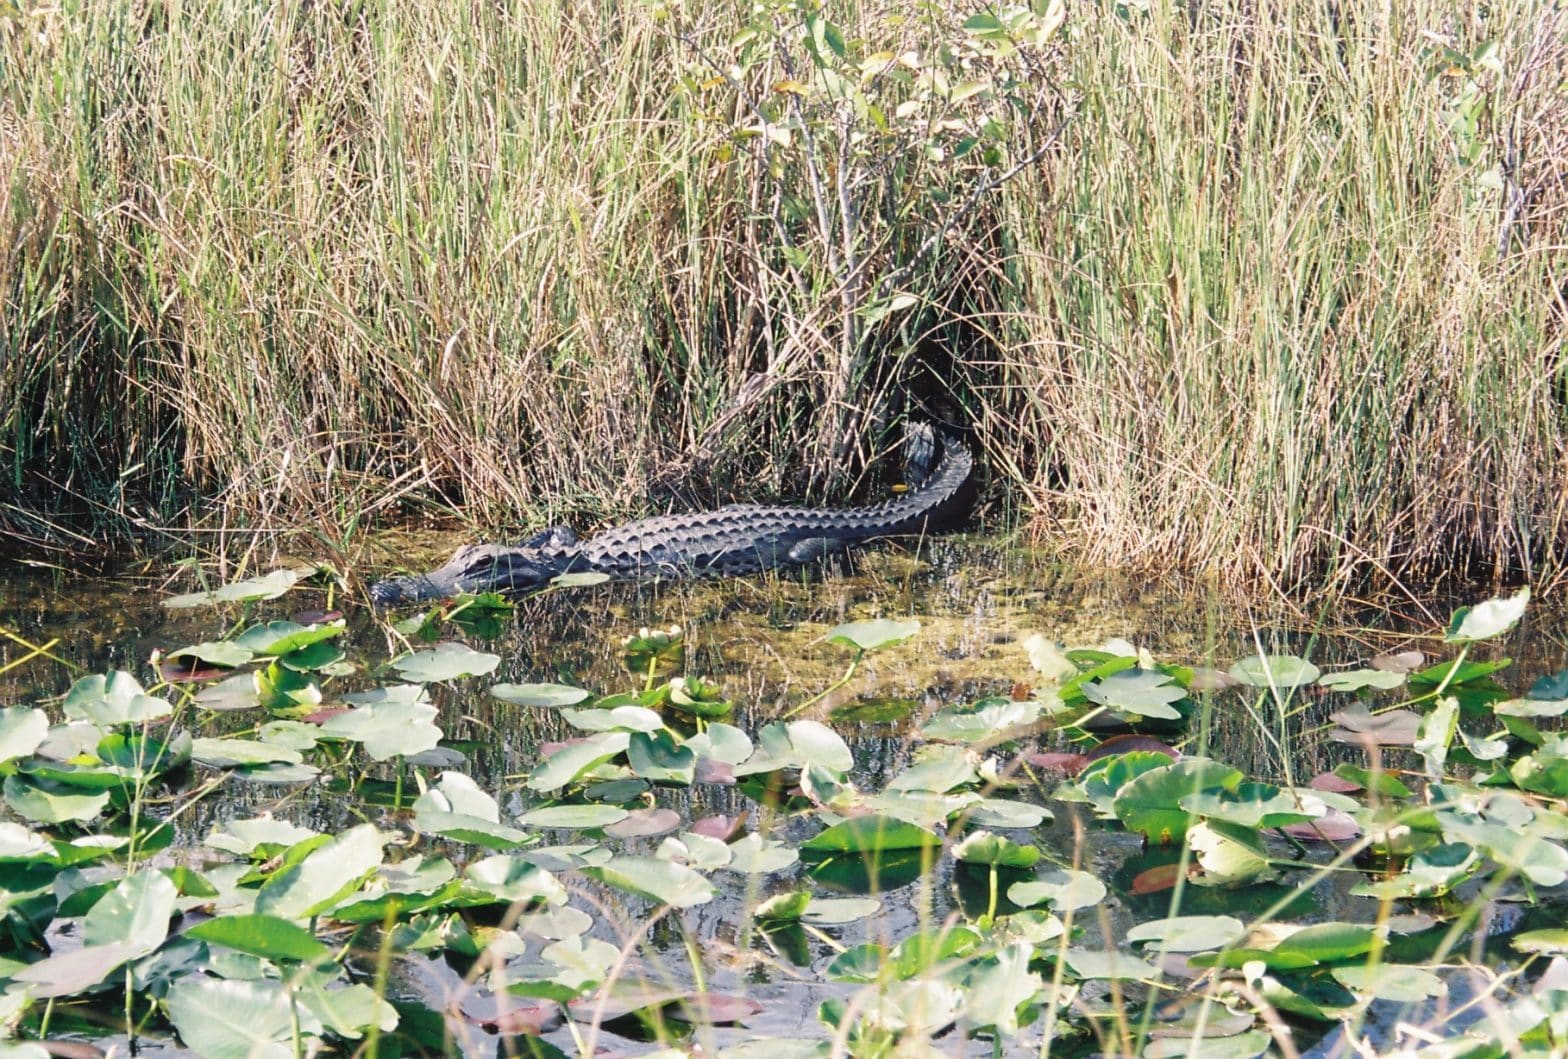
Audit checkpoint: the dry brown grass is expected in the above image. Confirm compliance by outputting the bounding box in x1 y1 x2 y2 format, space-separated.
1 0 1564 589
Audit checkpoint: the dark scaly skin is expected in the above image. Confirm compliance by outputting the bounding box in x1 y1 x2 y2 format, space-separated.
369 428 974 607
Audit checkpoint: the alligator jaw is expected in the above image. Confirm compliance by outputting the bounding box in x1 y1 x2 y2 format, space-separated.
369 544 564 607
369 574 442 608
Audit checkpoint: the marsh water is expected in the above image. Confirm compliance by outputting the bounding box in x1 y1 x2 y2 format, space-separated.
2 533 1567 1055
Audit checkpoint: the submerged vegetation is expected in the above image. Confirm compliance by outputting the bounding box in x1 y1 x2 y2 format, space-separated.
0 569 1565 1054
2 0 1566 584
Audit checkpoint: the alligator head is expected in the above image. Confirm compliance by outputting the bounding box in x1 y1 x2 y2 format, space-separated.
369 544 562 607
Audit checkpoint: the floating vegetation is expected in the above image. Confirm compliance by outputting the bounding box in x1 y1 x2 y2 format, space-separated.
0 578 1565 1056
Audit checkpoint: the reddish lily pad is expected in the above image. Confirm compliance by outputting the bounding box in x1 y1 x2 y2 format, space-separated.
1329 705 1421 746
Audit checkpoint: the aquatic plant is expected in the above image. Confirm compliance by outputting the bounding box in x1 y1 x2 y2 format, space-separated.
0 577 1563 1056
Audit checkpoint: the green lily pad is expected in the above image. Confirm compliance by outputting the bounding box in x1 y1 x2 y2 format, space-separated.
464 856 568 905
1271 922 1377 964
1229 654 1321 688
580 855 716 908
725 832 799 874
491 683 592 708
233 620 345 658
163 975 309 1056
1113 759 1245 843
255 825 387 920
1188 821 1273 884
394 642 501 682
922 699 1042 742
191 738 304 769
686 723 753 766
825 618 920 652
1332 963 1445 1002
1008 869 1106 911
802 896 882 925
667 675 734 718
1181 782 1321 829
965 942 1043 1033
0 708 49 765
162 568 302 608
63 671 173 727
527 733 631 792
167 641 255 668
888 745 979 794
519 804 629 829
736 720 853 776
1144 1030 1272 1059
1318 668 1406 692
1512 929 1568 954
1446 588 1529 643
1125 915 1246 953
1082 668 1186 719
320 701 442 761
1497 697 1568 718
627 730 697 784
413 772 533 849
802 815 941 854
952 830 1040 869
4 776 111 823
1063 949 1161 980
961 798 1051 829
559 706 663 733
84 869 178 955
756 890 813 922
187 913 333 964
205 817 320 857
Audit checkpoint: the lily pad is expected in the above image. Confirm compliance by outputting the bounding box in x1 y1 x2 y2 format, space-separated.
187 913 334 964
1318 668 1406 692
0 707 49 765
233 620 345 658
319 701 442 761
952 830 1040 869
63 672 173 727
520 804 629 829
394 643 501 682
1446 588 1529 643
802 815 940 854
1125 915 1246 953
580 855 716 908
1228 654 1321 688
824 619 920 652
163 568 302 608
491 683 592 708
1082 668 1186 719
1008 869 1106 911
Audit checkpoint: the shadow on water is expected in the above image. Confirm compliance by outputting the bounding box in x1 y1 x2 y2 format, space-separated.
2 534 1567 1053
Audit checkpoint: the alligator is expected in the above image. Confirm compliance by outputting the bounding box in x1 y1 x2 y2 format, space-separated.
369 424 974 607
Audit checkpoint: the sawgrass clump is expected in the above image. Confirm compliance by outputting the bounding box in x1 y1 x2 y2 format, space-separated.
1 0 1564 586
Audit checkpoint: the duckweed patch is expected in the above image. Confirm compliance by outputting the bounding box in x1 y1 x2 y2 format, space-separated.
0 576 1566 1056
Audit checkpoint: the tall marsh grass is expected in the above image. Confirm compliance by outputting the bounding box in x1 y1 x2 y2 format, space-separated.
1 0 1564 587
